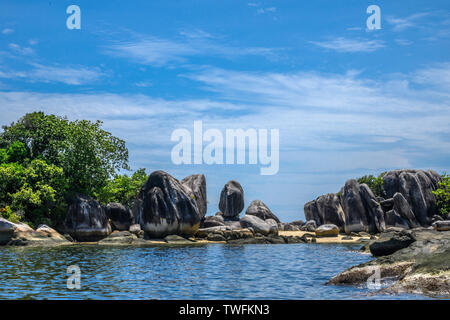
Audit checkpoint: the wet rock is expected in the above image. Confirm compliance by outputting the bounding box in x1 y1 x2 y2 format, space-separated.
164 234 193 244
181 174 207 218
218 180 244 220
245 200 280 223
315 224 339 237
64 194 111 242
106 203 134 231
369 230 415 257
206 233 227 242
240 215 277 236
133 171 202 238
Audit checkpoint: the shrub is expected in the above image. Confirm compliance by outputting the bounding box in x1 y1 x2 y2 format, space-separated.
357 172 386 198
432 174 450 218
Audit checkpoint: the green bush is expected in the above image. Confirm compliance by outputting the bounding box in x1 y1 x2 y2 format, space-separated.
96 168 148 207
357 172 386 198
0 205 21 223
432 174 450 218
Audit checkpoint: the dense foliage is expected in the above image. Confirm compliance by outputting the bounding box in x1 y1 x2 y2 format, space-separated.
95 168 148 207
357 172 386 197
432 174 450 218
0 112 137 228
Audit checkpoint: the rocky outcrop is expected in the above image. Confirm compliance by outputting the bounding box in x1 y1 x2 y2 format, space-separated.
0 218 70 246
304 194 345 231
383 169 440 226
181 174 207 218
304 169 440 234
202 215 225 228
328 229 450 297
315 224 339 237
301 220 317 232
369 230 416 256
245 200 280 223
106 203 134 231
218 180 244 221
133 170 202 238
340 180 385 234
64 194 112 242
240 214 278 236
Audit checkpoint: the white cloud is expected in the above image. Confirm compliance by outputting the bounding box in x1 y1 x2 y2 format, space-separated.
310 37 385 53
2 28 14 35
8 43 34 55
104 32 278 67
0 63 104 85
386 13 429 32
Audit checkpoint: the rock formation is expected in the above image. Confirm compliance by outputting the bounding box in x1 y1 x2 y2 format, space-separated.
132 170 202 238
106 203 134 231
218 180 244 220
181 174 207 218
64 194 112 241
245 200 280 223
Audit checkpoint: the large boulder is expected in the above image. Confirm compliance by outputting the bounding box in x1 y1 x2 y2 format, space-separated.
0 218 70 246
105 203 134 231
383 169 441 226
64 194 111 242
245 200 280 223
392 193 420 228
384 210 410 229
181 174 207 218
240 215 277 236
301 220 317 232
369 230 416 257
304 193 345 231
315 224 339 237
133 170 202 238
219 180 244 220
340 180 385 234
202 215 225 228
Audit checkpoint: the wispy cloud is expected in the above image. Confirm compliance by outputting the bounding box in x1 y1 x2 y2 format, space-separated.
386 13 429 32
104 31 278 67
0 63 104 85
8 43 34 55
2 28 14 35
310 37 385 53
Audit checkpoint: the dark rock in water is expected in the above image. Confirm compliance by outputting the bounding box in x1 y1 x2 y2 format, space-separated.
315 224 339 237
384 209 409 229
219 180 244 220
392 193 419 228
301 220 317 232
64 194 111 242
181 174 207 218
133 170 202 238
245 200 280 223
106 203 134 231
433 220 450 231
240 214 277 236
202 215 225 228
383 169 441 226
369 230 415 256
304 193 345 231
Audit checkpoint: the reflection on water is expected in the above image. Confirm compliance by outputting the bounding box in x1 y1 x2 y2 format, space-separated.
0 244 428 300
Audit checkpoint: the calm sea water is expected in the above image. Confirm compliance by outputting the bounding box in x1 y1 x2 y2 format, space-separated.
0 243 428 300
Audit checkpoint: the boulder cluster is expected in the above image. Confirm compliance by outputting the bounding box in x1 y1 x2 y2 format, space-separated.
304 169 444 234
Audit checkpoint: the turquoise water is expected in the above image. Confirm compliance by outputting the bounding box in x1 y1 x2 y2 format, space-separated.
0 243 428 300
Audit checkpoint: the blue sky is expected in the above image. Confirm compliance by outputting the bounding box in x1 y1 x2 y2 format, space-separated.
1 1 449 221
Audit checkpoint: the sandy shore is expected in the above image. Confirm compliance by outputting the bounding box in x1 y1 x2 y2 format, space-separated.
279 230 373 244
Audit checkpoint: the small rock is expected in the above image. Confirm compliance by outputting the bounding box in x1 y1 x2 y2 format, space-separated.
432 220 450 231
315 224 339 237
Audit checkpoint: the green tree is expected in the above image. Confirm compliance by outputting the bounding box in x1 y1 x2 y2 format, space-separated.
0 112 129 196
7 141 28 163
96 168 148 206
432 174 450 218
357 172 386 197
